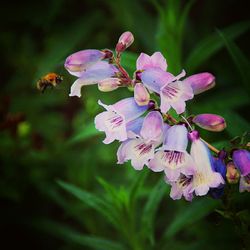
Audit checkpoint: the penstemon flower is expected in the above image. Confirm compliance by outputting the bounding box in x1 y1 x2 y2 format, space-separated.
95 98 148 144
189 131 225 196
117 111 163 170
148 125 194 181
65 30 249 202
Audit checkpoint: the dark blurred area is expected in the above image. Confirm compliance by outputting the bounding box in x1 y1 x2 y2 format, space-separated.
0 0 249 249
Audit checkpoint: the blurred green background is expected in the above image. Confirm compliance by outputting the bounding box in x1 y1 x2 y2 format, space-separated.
1 0 250 249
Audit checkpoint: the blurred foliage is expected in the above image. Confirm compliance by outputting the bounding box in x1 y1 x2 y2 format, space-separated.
0 0 250 249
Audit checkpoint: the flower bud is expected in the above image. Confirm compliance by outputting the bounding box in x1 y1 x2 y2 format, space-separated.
226 161 240 184
192 114 226 132
232 149 250 176
116 31 134 53
65 49 105 75
98 78 120 92
134 82 150 106
184 73 215 95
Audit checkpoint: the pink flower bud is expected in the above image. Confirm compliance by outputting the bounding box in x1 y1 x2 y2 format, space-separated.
65 49 105 75
226 161 240 184
116 31 134 53
98 78 120 92
192 114 226 132
134 82 150 106
184 73 215 95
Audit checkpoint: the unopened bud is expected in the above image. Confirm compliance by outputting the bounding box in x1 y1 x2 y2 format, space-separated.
184 73 215 95
65 49 105 75
98 78 120 92
226 161 240 184
116 31 134 53
232 149 250 176
134 82 150 106
192 114 226 132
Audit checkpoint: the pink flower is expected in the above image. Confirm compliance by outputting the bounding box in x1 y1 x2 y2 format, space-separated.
95 97 148 144
148 125 194 181
117 111 164 170
65 50 118 97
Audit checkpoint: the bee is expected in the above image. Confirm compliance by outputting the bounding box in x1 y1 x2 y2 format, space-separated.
37 73 63 93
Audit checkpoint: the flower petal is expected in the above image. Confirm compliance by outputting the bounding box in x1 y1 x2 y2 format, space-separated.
140 111 163 142
65 49 105 76
113 97 148 122
141 68 174 93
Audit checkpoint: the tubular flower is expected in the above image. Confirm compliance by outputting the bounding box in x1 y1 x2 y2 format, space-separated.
95 98 148 144
165 174 194 201
117 111 164 170
183 72 215 95
232 149 250 192
69 62 118 97
65 49 106 76
141 68 194 114
189 131 225 196
148 125 194 181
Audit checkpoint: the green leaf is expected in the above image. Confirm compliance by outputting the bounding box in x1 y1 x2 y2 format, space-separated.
67 122 101 145
217 29 250 96
141 178 168 245
163 198 220 239
57 180 119 227
35 219 126 250
185 21 250 72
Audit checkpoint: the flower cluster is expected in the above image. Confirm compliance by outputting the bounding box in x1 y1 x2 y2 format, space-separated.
65 31 250 201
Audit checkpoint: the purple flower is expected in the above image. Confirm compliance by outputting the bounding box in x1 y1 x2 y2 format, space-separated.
65 49 118 97
69 61 118 97
165 174 194 201
141 69 193 114
65 49 106 76
117 111 164 170
189 131 225 196
232 149 250 192
95 98 148 144
192 114 226 132
148 125 194 181
183 72 215 95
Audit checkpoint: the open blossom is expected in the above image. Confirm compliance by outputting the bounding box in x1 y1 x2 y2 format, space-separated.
165 174 194 201
65 49 118 97
95 98 148 144
138 53 194 114
189 131 224 196
232 149 250 192
148 125 194 181
117 111 164 170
